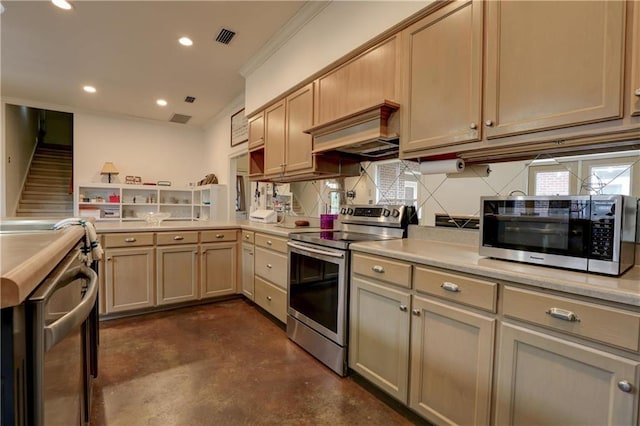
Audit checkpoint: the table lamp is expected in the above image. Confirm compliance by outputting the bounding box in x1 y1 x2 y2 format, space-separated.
101 162 119 183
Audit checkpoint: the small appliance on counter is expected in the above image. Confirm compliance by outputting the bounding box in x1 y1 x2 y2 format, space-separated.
480 195 638 276
249 209 277 223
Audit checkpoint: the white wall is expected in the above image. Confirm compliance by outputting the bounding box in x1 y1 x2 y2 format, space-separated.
244 1 430 113
202 94 246 218
74 112 205 186
3 104 39 216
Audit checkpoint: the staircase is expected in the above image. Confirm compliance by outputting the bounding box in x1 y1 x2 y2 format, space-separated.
16 144 73 217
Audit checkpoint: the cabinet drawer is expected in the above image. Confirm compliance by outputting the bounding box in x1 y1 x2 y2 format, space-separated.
503 286 640 351
254 247 287 289
255 233 288 254
254 276 287 323
201 229 238 243
414 266 497 313
103 232 154 248
241 230 255 244
352 253 412 289
156 231 198 246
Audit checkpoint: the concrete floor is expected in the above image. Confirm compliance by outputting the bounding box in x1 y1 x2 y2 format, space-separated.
90 299 427 425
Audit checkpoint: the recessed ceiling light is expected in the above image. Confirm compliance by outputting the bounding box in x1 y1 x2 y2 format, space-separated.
52 0 73 10
156 99 168 107
178 37 193 47
83 85 97 93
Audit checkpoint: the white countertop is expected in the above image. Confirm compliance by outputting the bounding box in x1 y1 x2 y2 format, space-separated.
0 226 85 308
94 219 322 238
350 239 640 307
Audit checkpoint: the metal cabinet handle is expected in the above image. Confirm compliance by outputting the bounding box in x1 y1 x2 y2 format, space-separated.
441 282 460 293
124 237 137 243
372 265 385 273
266 264 272 269
546 307 580 322
485 120 494 127
173 236 184 241
635 89 640 97
618 380 633 393
412 309 421 316
215 234 224 239
267 240 273 245
399 305 408 312
267 296 272 301
107 257 112 261
469 123 477 130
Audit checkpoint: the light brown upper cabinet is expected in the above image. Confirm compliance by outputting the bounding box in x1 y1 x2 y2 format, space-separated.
314 35 401 125
632 1 640 117
264 83 314 177
484 0 626 138
400 0 483 153
248 112 265 149
284 83 314 174
264 98 287 176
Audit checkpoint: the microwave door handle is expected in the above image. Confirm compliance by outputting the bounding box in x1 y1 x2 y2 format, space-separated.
287 242 344 258
44 265 98 351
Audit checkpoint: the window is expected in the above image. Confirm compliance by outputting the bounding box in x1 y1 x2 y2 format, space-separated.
582 158 636 195
528 162 578 195
375 160 420 206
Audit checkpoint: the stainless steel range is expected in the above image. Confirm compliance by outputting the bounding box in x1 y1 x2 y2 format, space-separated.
286 205 417 376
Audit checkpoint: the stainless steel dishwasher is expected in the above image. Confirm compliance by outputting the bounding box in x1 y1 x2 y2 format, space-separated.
27 246 98 426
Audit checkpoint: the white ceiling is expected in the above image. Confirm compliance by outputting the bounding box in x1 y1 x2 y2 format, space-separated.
1 1 307 127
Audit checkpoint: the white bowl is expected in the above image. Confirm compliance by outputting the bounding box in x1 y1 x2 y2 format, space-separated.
136 212 171 225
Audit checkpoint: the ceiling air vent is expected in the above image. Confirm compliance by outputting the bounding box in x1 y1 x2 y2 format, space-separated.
169 113 191 124
215 28 236 45
184 96 196 103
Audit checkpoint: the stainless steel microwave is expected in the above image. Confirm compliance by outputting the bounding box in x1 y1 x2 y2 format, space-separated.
479 195 638 276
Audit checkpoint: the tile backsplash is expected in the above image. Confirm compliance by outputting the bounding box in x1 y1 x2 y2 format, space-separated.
249 150 640 233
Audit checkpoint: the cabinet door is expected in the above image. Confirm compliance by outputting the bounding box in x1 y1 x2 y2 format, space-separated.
409 296 495 426
104 247 154 313
315 35 400 124
484 0 625 138
632 2 640 117
248 112 265 149
264 99 286 176
200 242 237 299
401 0 483 153
285 83 314 174
241 242 254 300
495 323 639 426
349 276 411 403
156 245 198 305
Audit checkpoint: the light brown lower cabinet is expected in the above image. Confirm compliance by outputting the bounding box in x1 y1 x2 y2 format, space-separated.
200 242 237 299
495 323 639 426
254 276 286 323
349 276 411 403
104 246 155 313
409 296 495 426
156 244 199 306
241 241 255 300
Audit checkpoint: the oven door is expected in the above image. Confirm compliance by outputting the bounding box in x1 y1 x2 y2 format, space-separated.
27 248 98 426
287 241 347 346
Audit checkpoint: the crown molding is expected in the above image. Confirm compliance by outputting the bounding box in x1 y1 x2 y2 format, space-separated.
238 1 331 79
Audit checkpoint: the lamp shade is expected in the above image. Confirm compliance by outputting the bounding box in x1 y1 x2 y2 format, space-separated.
101 162 119 183
101 162 119 175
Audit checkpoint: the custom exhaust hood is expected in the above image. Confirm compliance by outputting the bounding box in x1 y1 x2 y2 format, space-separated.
305 101 400 160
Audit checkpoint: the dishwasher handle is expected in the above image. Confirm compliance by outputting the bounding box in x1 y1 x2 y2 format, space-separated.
44 265 98 351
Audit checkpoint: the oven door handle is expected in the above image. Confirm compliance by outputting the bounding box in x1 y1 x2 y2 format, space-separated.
44 265 98 351
287 242 345 258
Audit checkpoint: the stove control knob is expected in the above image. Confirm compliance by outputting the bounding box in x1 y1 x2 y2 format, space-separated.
382 209 391 217
392 209 400 218
340 208 346 215
347 208 354 215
